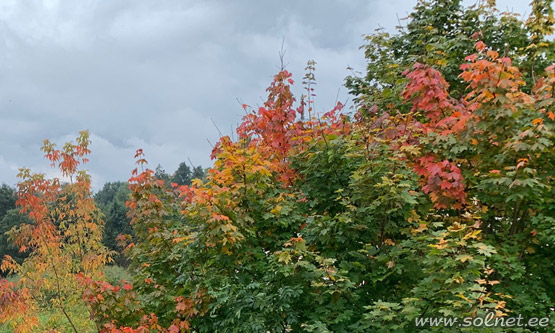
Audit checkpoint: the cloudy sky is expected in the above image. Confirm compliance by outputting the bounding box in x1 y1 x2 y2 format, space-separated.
0 0 531 190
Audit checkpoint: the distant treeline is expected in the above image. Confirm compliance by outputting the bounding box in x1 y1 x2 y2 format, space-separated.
0 161 206 270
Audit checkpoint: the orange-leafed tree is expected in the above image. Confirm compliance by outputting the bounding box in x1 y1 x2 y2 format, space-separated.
0 130 111 332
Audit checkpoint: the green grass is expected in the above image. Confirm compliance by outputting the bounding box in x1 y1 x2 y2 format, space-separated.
0 265 132 332
104 264 133 284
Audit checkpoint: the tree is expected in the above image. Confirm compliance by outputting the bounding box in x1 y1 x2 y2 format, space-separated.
345 0 555 328
191 166 206 182
0 184 16 217
345 0 549 107
0 131 112 332
10 1 552 331
83 38 554 329
154 162 206 186
0 185 29 270
154 164 171 184
0 209 31 269
171 162 192 185
170 162 206 186
94 181 133 265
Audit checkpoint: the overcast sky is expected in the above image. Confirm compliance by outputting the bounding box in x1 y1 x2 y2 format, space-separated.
0 0 532 190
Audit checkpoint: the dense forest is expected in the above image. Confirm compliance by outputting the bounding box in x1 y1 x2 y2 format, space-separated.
0 0 554 332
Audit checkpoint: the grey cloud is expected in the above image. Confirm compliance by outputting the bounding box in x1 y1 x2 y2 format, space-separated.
0 0 531 190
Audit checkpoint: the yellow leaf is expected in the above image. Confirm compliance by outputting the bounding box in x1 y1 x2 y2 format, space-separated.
464 230 482 240
448 222 465 232
192 178 204 187
270 205 282 215
454 276 465 284
456 293 472 303
496 311 508 317
277 251 292 264
458 255 474 263
412 223 428 234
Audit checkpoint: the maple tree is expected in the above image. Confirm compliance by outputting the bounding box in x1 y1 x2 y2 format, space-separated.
1 1 553 332
0 131 111 332
82 38 551 330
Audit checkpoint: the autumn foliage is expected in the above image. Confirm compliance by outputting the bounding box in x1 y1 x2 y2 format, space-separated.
77 39 552 331
1 1 554 332
0 131 111 331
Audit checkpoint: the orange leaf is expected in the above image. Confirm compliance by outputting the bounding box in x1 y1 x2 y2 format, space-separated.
475 41 486 51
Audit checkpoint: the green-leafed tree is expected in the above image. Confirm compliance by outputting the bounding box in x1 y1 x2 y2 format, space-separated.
344 0 555 330
0 209 31 268
0 184 16 217
191 166 206 182
171 162 192 185
94 181 133 265
154 162 206 186
44 1 555 332
171 162 206 186
0 185 30 272
345 0 554 109
155 164 171 184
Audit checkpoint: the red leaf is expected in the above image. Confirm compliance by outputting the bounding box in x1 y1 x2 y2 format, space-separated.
465 54 478 62
475 41 486 51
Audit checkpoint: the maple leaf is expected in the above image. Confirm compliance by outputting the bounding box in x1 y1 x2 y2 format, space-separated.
456 255 474 263
412 223 428 234
473 243 497 257
465 54 478 62
277 251 292 264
